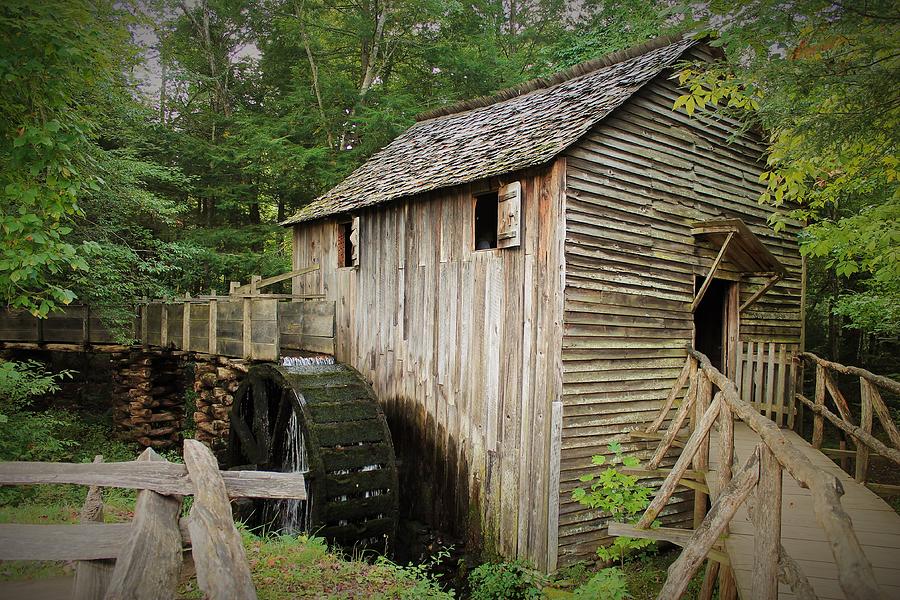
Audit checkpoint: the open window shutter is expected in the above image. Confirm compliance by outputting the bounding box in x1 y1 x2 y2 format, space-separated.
350 216 360 267
497 181 521 249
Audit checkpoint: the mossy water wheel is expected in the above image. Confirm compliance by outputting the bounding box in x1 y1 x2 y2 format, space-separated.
227 362 399 548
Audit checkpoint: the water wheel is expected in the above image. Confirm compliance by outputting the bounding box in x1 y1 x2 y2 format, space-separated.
227 362 399 548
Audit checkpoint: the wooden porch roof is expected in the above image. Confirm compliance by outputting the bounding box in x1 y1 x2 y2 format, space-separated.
691 218 787 277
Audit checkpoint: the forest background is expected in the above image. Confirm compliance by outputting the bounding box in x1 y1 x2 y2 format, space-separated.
1 0 897 370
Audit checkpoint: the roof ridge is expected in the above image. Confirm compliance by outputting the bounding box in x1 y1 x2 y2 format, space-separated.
414 33 690 123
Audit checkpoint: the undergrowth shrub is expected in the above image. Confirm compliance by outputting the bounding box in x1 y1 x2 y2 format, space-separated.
572 442 658 565
468 560 546 600
572 567 629 600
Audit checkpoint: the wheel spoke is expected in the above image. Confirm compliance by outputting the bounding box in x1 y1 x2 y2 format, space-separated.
252 377 272 466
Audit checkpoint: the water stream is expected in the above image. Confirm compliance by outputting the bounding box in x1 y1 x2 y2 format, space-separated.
277 402 311 534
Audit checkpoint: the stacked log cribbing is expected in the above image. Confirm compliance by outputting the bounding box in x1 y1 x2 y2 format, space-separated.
192 355 247 454
111 350 187 449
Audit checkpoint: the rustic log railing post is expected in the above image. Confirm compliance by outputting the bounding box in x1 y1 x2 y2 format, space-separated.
656 446 761 600
856 380 873 483
105 448 183 600
812 364 826 448
865 379 900 450
648 364 699 470
73 455 113 600
182 293 191 352
183 439 258 600
637 394 722 529
752 445 782 600
692 372 712 528
646 357 692 433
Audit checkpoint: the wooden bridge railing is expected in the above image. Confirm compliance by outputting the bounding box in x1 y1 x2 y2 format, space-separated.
0 440 307 599
795 352 900 493
613 348 887 600
0 266 337 360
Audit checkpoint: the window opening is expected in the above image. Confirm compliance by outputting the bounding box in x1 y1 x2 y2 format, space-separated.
338 220 355 268
474 192 498 250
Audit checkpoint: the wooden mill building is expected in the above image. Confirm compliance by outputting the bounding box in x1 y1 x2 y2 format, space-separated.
282 35 803 569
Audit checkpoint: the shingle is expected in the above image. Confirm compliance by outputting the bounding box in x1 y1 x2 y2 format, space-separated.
282 36 696 225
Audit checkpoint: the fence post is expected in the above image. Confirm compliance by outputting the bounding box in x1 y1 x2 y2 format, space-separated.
208 289 218 355
183 439 258 599
72 456 113 600
105 448 183 600
856 380 873 483
812 364 826 449
752 445 782 600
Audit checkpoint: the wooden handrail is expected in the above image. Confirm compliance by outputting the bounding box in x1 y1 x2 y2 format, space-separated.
687 348 883 600
620 349 886 600
795 393 900 465
800 352 900 396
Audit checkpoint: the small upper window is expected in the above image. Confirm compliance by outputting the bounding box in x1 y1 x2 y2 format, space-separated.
474 192 499 251
337 217 358 268
473 181 522 251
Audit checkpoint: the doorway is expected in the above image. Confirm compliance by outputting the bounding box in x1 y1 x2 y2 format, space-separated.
693 277 737 375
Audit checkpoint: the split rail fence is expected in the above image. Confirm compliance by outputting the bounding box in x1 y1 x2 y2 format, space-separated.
615 348 899 600
0 439 307 600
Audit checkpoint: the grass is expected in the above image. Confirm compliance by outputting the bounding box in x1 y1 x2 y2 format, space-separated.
178 531 453 599
548 547 708 600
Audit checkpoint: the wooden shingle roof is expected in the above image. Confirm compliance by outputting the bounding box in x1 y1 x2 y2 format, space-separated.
283 35 696 225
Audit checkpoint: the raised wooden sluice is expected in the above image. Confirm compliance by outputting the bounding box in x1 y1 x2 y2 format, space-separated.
0 269 336 360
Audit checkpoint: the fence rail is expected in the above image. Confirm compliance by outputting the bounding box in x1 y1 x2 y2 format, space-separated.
795 352 900 492
620 348 889 600
0 440 304 599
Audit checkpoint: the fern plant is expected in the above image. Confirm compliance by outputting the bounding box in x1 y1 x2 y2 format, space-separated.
571 442 658 566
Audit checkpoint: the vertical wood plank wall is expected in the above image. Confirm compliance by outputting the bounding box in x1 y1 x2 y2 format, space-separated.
291 160 566 568
557 56 803 564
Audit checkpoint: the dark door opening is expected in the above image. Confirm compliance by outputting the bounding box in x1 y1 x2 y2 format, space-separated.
694 278 733 373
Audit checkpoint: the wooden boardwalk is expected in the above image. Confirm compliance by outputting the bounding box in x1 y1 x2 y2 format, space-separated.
709 423 900 599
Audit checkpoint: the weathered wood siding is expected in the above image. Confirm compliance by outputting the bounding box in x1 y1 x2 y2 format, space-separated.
557 61 803 563
291 160 566 568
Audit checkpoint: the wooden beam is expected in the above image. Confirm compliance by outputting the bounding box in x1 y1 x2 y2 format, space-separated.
105 448 182 600
184 440 258 600
752 445 782 600
231 265 319 295
656 446 761 600
691 231 735 312
738 274 781 313
0 460 308 499
606 522 729 565
0 523 132 561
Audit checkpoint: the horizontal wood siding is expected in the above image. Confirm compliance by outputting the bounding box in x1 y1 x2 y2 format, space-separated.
558 55 803 565
291 159 566 569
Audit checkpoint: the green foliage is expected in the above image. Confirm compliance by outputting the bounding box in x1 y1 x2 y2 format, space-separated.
572 442 657 565
0 0 136 316
0 360 75 464
572 567 629 600
671 1 900 351
374 547 456 599
468 560 546 600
